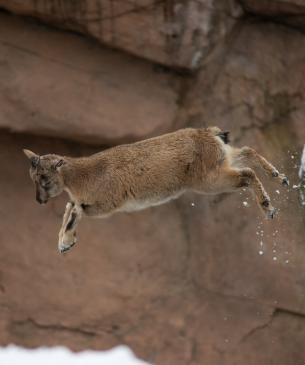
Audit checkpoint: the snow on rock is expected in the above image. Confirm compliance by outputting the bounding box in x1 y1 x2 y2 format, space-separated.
299 145 305 179
299 145 305 206
0 345 152 365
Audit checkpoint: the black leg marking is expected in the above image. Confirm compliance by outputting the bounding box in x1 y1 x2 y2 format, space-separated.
80 204 92 214
81 203 90 209
66 212 77 231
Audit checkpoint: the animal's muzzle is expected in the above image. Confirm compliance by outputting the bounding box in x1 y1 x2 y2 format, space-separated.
36 195 48 204
36 186 48 204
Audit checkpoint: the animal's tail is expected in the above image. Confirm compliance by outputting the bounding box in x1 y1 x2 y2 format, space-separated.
207 126 230 144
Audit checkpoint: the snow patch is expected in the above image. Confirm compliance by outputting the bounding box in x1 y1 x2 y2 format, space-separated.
0 346 152 365
299 145 305 179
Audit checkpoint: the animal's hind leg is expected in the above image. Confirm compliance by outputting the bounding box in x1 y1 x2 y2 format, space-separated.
220 167 276 219
236 147 289 186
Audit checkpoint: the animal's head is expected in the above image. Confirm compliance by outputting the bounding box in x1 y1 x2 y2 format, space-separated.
23 149 66 204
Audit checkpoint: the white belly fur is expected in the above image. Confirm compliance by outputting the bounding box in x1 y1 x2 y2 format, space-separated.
120 191 184 212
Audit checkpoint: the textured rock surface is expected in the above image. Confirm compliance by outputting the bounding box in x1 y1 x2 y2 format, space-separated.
241 0 305 14
0 13 179 144
240 0 305 29
1 4 305 365
1 129 305 365
183 20 305 145
0 0 241 69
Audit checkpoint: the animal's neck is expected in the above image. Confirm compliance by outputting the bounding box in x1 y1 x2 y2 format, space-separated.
61 158 91 198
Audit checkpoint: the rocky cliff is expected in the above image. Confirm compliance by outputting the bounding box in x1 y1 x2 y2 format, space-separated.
0 1 305 365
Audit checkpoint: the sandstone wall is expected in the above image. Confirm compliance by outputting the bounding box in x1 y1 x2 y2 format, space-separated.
0 14 180 144
0 2 305 365
0 0 241 69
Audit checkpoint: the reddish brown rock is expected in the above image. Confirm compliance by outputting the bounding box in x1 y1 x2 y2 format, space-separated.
0 122 305 365
0 0 242 69
240 0 305 29
0 12 179 145
181 20 305 317
183 20 305 145
241 0 305 14
1 4 305 365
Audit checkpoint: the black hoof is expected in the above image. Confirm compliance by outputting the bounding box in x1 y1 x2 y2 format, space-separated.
266 207 277 219
282 177 289 187
59 240 76 253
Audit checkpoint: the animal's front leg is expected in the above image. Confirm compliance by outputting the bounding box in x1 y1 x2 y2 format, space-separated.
58 203 82 253
58 202 73 244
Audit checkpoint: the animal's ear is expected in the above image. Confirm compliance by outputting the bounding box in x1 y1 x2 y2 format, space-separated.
23 149 40 168
53 158 65 170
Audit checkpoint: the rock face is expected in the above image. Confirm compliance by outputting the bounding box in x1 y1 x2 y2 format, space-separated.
240 0 305 29
0 13 179 145
1 128 305 365
0 0 241 69
183 19 305 145
241 0 305 15
1 4 305 365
